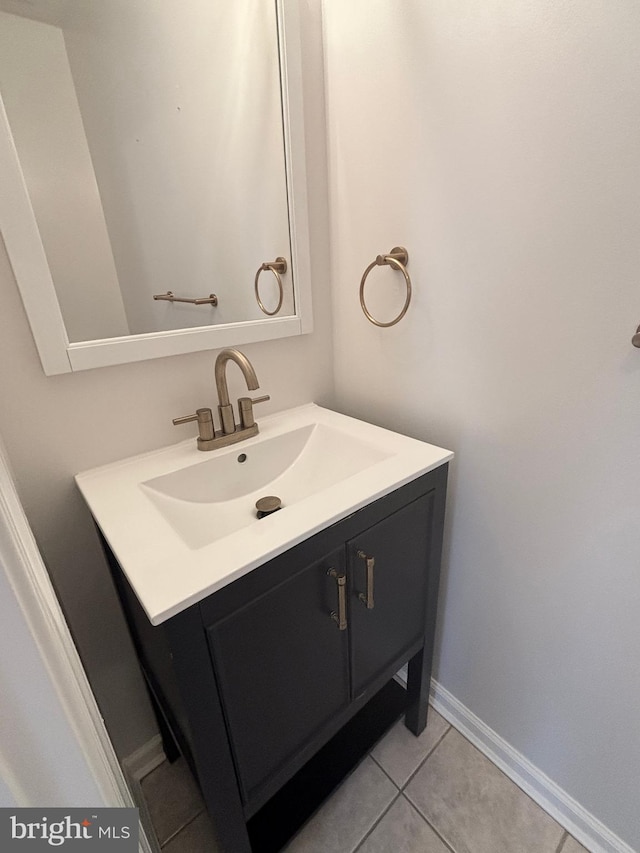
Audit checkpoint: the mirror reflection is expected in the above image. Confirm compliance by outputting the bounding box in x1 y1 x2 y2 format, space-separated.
0 0 294 343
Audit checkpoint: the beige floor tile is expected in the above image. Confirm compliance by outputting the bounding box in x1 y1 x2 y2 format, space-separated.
284 757 398 853
405 728 564 853
162 813 219 853
357 795 450 853
562 836 591 853
140 758 204 846
371 707 449 787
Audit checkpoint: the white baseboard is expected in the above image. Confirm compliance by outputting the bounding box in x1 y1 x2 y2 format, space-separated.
124 678 635 853
121 736 165 853
122 734 166 784
395 669 634 853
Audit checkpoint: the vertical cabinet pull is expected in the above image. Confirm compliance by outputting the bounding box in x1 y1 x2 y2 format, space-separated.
327 568 347 630
357 551 375 610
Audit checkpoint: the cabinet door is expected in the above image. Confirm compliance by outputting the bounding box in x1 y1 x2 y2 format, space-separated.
206 548 349 802
348 494 433 697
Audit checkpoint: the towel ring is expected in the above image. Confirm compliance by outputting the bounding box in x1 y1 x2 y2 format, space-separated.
359 247 411 327
255 257 287 316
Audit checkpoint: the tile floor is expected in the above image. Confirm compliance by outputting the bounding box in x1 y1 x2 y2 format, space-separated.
140 708 591 853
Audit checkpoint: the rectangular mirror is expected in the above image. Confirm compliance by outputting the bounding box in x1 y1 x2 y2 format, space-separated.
0 0 312 374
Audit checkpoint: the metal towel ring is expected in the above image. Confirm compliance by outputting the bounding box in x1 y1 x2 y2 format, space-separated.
255 257 287 316
359 247 411 327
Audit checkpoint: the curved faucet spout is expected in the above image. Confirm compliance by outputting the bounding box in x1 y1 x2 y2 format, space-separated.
215 349 259 406
173 348 268 449
214 348 260 434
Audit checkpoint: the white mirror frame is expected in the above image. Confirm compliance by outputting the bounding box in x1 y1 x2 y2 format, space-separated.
0 0 312 375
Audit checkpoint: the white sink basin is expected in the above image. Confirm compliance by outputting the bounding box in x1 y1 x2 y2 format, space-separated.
141 422 391 549
76 404 452 625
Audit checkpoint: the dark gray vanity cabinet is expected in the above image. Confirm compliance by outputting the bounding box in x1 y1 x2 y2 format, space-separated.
204 547 351 804
105 463 448 853
348 495 434 697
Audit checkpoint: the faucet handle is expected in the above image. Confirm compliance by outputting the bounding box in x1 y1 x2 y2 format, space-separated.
173 408 215 442
238 395 270 429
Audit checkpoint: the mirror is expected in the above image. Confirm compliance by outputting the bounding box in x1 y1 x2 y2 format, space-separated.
0 0 312 374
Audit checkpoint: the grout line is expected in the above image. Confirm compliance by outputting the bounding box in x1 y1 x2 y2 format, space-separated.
369 752 402 791
438 718 573 832
554 831 569 853
159 808 205 849
402 790 458 853
419 809 459 853
351 791 401 853
403 732 569 853
429 681 632 853
400 723 452 792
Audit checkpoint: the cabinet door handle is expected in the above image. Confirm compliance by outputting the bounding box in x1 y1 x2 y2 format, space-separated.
327 568 347 630
357 551 375 610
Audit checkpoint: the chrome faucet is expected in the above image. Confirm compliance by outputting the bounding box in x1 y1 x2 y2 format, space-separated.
173 348 269 450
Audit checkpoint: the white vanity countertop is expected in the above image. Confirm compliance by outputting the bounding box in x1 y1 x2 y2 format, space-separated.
76 404 453 625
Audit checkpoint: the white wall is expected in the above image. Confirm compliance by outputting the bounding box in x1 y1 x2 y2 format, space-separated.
0 432 151 842
0 12 129 342
0 476 105 808
0 551 104 806
0 0 331 759
0 564 109 807
324 1 640 849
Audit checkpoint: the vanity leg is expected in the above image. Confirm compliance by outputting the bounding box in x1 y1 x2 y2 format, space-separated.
142 675 181 764
151 690 181 764
404 647 431 735
166 611 252 853
404 464 448 737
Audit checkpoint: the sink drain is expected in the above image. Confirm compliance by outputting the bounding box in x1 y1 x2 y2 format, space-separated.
256 495 282 519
